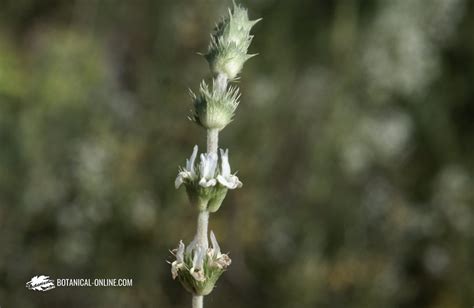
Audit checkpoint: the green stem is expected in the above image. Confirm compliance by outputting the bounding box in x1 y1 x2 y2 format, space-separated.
207 128 219 155
196 210 209 249
192 295 203 308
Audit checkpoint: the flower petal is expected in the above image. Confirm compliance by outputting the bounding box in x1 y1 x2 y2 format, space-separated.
171 261 179 279
190 268 206 282
176 240 185 263
210 231 221 256
192 248 199 268
196 246 205 268
200 153 218 179
219 148 231 177
215 253 232 269
186 145 199 173
199 178 217 187
217 175 242 189
175 174 184 189
229 175 243 188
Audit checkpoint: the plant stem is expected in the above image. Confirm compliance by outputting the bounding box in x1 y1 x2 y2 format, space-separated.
192 210 209 308
215 73 228 93
206 73 227 156
192 295 203 308
196 210 209 249
191 117 222 308
207 128 219 154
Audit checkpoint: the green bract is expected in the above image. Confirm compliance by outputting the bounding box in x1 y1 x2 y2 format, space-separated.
185 182 228 212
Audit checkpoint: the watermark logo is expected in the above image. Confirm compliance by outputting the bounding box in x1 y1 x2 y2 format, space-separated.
26 275 133 291
26 275 56 291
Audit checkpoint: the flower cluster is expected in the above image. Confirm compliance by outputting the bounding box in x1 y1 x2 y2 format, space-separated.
170 231 232 296
175 145 242 212
205 2 261 80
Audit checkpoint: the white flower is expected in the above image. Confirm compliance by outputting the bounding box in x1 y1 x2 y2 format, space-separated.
193 246 205 269
214 253 231 269
209 231 231 269
175 145 199 189
217 149 242 189
198 153 218 187
209 230 221 257
176 240 185 263
190 245 206 282
170 241 185 280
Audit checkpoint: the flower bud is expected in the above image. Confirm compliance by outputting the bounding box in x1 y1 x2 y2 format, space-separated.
204 2 261 79
190 81 240 130
206 47 255 80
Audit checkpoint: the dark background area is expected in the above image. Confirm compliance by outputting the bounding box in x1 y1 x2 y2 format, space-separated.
0 0 473 307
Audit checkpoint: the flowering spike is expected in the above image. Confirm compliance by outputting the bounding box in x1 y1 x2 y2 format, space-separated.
170 2 258 303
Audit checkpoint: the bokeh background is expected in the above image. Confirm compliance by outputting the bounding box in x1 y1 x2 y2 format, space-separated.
0 0 473 307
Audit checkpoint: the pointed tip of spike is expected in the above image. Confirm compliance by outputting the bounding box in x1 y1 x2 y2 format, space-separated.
253 18 263 25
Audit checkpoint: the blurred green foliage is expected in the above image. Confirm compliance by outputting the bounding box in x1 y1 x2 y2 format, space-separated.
0 0 473 307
